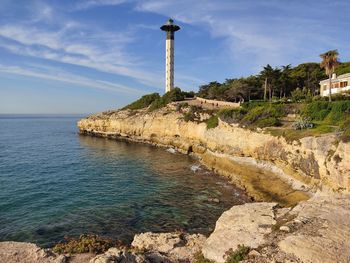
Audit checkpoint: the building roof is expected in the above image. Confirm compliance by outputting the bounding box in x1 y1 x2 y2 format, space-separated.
319 72 350 83
338 72 350 79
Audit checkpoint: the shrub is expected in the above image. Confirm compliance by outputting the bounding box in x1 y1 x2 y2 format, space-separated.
53 234 123 254
123 93 160 110
292 117 314 130
255 117 280 128
149 88 186 111
182 91 196 98
194 252 214 263
302 100 350 125
176 102 189 112
241 101 269 111
224 245 250 263
291 88 312 102
324 101 350 124
206 115 219 129
240 104 284 127
301 101 331 120
218 108 247 123
183 105 203 122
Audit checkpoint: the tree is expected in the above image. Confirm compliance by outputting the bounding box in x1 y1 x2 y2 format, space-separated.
289 63 326 96
259 65 281 101
223 78 249 102
320 50 339 101
280 64 292 98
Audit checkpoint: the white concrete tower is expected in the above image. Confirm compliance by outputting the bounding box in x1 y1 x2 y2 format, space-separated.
160 19 180 93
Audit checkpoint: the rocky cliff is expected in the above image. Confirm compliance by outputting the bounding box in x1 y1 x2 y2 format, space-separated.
77 105 349 202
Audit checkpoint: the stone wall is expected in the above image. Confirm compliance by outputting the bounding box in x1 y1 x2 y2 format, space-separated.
195 97 240 108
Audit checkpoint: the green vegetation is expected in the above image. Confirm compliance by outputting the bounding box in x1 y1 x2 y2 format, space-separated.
206 115 219 129
194 252 215 263
240 104 284 128
292 117 314 130
183 105 198 122
300 100 350 141
218 108 247 123
197 62 329 102
120 50 349 140
320 49 339 101
53 234 123 254
149 87 186 110
268 124 336 142
301 101 350 125
197 50 349 104
335 62 350 76
123 88 194 111
224 245 250 263
123 93 160 110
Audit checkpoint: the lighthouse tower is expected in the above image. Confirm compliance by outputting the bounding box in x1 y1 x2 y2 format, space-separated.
160 19 180 93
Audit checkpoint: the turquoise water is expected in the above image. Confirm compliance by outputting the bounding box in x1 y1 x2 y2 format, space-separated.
0 115 250 247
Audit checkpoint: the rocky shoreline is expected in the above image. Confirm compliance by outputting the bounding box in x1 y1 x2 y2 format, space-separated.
2 192 350 262
2 105 349 262
77 105 349 198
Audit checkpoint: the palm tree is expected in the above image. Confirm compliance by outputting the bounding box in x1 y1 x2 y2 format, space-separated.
320 50 339 101
260 64 274 101
280 64 292 98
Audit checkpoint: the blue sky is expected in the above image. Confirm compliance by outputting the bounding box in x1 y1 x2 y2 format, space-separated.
0 0 349 114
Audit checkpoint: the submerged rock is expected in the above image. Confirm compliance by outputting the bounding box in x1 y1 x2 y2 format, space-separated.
202 202 277 263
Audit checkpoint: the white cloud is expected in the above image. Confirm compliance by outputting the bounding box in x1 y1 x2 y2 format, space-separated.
74 0 130 10
135 0 345 73
0 22 163 88
0 63 144 95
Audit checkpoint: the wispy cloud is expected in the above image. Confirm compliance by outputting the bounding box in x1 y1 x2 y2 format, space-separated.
136 0 348 73
74 0 130 10
0 63 144 95
0 20 163 88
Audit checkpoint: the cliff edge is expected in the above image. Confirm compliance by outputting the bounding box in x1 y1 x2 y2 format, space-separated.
77 104 349 201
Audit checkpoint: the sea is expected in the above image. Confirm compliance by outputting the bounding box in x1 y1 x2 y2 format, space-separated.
0 115 249 247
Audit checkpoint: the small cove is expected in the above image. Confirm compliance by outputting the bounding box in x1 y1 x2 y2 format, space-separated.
0 115 250 247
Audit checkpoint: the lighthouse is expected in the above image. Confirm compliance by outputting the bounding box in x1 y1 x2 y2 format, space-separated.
160 19 180 93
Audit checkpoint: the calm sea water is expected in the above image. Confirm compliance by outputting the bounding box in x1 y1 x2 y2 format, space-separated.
0 115 249 247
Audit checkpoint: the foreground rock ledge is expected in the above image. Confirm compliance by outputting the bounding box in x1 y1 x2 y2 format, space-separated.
202 202 277 263
2 194 350 263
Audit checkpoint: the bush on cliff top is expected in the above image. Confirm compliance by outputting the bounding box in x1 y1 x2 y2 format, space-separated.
149 87 186 111
301 100 350 124
123 93 160 110
240 104 284 128
206 115 219 129
123 88 189 111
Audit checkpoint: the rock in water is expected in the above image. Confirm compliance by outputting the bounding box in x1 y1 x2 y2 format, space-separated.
202 202 277 263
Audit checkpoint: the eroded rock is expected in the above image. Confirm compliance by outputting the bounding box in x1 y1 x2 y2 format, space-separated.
278 193 350 263
89 248 147 263
131 232 206 262
202 202 277 263
0 241 66 263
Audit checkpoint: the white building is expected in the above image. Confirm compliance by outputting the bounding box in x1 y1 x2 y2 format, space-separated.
319 73 350 97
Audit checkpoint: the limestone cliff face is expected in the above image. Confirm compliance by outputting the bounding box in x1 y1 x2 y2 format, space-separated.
77 107 349 196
